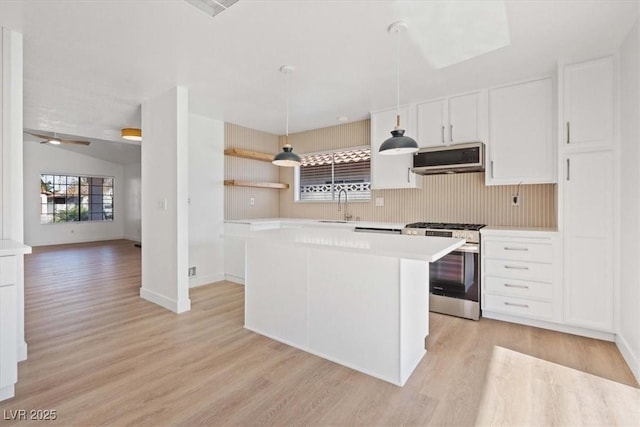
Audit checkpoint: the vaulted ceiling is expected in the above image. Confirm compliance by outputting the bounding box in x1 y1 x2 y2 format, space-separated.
1 0 638 149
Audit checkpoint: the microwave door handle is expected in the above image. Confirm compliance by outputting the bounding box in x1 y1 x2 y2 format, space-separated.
441 125 445 144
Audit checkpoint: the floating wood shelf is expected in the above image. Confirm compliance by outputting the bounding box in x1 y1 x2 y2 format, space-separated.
224 148 274 162
224 180 289 190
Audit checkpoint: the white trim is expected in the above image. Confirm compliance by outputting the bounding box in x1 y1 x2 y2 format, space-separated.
189 273 225 288
0 385 15 401
17 340 27 362
244 325 403 387
616 333 640 383
224 274 245 285
140 287 191 314
482 311 616 342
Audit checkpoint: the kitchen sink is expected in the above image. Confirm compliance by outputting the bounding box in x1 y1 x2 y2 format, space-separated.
318 220 348 223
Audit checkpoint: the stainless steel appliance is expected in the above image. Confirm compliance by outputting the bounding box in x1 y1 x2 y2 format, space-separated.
411 142 485 175
402 222 485 320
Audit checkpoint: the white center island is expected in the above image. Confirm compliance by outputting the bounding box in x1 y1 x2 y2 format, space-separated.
225 226 464 386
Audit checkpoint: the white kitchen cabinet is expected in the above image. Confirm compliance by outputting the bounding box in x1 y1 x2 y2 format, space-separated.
370 106 421 189
486 77 555 185
0 255 18 402
448 92 482 144
416 92 486 148
481 231 560 324
562 150 614 332
562 56 614 149
416 98 446 147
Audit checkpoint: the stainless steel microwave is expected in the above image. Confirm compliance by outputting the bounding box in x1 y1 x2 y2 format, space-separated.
411 142 485 175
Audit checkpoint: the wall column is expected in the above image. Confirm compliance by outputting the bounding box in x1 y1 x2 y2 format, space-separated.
140 86 190 313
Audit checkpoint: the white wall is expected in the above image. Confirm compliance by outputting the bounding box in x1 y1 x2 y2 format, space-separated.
23 142 125 247
188 113 224 288
140 86 190 313
123 162 141 241
618 18 640 382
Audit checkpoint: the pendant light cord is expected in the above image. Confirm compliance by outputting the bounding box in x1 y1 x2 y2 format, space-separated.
285 70 290 142
396 29 400 128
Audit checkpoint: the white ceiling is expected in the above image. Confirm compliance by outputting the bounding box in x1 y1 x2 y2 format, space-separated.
1 0 638 147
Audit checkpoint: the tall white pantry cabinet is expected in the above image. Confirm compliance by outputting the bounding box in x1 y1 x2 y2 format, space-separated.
560 56 616 333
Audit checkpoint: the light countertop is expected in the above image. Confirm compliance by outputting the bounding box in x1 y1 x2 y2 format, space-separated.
481 226 559 237
223 226 464 262
224 217 407 230
0 240 32 256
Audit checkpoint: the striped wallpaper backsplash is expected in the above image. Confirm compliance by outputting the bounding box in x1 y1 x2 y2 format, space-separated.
224 123 281 219
226 120 557 228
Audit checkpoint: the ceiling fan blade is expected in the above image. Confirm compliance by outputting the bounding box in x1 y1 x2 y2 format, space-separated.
24 131 90 146
25 131 53 141
60 139 91 146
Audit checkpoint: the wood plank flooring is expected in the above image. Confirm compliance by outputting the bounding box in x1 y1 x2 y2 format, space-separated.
1 239 637 426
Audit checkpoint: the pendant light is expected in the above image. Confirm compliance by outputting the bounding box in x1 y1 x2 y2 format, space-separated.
273 65 302 167
379 21 419 155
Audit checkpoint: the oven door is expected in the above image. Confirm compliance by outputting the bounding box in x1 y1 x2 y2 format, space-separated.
429 243 479 302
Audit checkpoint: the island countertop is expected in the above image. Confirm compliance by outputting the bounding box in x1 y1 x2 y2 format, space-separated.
223 226 465 262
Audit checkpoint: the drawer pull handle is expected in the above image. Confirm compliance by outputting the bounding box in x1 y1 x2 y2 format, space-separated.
504 247 528 251
504 265 529 270
505 302 529 308
504 283 529 289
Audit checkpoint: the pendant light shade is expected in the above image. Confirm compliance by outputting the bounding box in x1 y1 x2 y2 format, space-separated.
379 21 418 155
380 128 419 155
273 142 302 167
273 65 302 167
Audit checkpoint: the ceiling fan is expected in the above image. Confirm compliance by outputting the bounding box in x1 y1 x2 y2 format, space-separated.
25 131 90 146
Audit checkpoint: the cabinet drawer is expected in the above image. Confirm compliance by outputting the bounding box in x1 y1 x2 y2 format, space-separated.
484 275 552 300
0 256 17 286
484 294 553 319
484 259 552 282
484 240 552 263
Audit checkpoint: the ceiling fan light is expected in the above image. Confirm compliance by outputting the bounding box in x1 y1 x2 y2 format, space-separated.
48 139 62 145
379 128 419 155
121 128 142 141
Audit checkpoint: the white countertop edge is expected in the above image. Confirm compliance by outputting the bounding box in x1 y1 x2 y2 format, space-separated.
0 240 33 256
224 217 407 230
481 226 559 238
223 227 465 262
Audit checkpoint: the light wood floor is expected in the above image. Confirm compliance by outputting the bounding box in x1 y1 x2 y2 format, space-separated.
1 239 637 426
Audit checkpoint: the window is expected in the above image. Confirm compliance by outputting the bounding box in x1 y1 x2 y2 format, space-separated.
297 147 370 202
40 174 114 224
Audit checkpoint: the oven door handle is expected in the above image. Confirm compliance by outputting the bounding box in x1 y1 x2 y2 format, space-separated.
455 244 479 253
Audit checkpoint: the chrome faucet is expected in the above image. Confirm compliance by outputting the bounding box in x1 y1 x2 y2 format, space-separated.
337 188 352 221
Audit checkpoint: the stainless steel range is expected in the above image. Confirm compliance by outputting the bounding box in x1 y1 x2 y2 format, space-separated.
402 222 485 320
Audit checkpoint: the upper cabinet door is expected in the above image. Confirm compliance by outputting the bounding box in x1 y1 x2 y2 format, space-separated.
563 56 614 149
370 106 421 190
487 77 555 185
416 99 446 148
448 92 480 143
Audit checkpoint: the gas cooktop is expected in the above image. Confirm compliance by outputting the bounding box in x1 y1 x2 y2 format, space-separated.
404 222 486 231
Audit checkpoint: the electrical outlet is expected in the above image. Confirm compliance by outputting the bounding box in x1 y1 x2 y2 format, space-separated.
512 194 520 207
375 197 384 207
250 197 255 206
188 266 196 277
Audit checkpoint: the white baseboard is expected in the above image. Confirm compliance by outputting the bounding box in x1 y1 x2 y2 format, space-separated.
140 287 191 314
189 273 225 288
0 385 15 402
17 341 27 362
616 333 640 383
224 274 245 285
123 235 141 242
482 311 616 342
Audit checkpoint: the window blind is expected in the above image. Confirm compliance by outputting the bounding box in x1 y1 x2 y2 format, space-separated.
298 147 371 201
